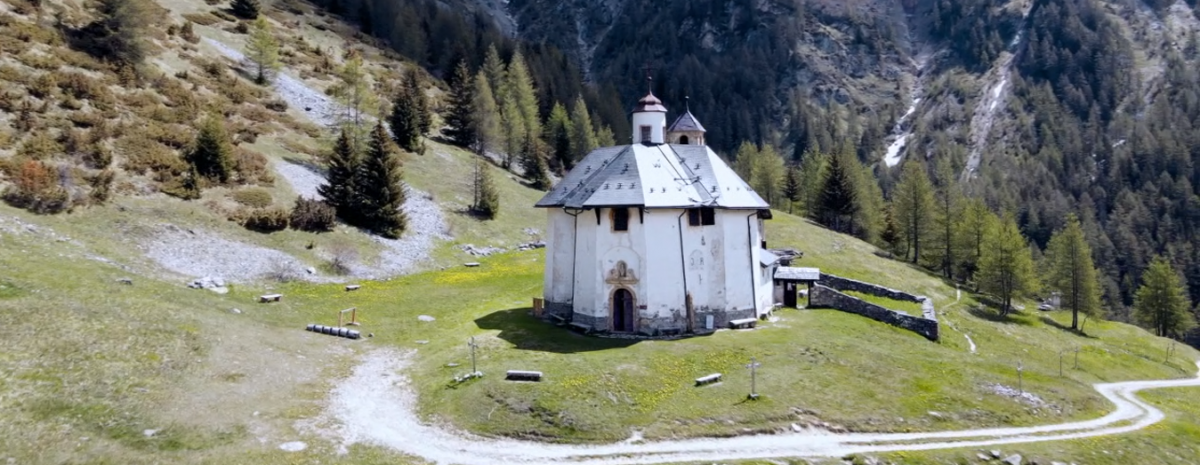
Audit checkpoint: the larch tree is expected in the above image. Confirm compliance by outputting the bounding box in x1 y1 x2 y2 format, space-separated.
501 51 540 169
892 159 934 264
186 115 234 184
848 151 884 242
403 69 431 135
978 213 1039 316
881 204 901 253
1133 256 1195 338
796 150 827 217
815 150 859 234
931 157 962 278
230 0 260 19
245 16 280 85
472 158 500 219
1046 214 1103 330
317 129 359 222
568 96 598 164
330 50 377 153
521 138 552 191
733 141 759 188
481 45 506 105
956 197 995 285
443 60 476 147
782 164 802 214
354 122 408 238
471 72 503 156
753 144 786 207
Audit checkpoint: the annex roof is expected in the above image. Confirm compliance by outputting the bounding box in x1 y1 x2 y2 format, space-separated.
774 267 821 282
535 144 768 210
668 110 706 133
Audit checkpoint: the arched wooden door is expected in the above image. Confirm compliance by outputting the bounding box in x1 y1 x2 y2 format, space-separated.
612 289 634 332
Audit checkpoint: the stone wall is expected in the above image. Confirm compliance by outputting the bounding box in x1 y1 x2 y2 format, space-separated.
540 302 753 337
809 285 939 341
817 273 924 303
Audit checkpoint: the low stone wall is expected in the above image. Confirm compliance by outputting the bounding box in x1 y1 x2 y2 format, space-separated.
809 285 939 341
818 273 924 303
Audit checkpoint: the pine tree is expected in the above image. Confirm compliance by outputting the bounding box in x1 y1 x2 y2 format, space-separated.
978 213 1039 316
1046 214 1103 330
230 0 260 19
568 96 597 164
472 72 503 156
521 138 552 190
815 150 858 233
389 75 425 155
892 159 934 264
317 129 359 222
403 68 431 134
546 102 572 170
1133 256 1195 337
472 158 499 219
331 50 377 153
186 116 234 184
92 0 156 65
783 165 802 214
245 16 280 85
354 122 408 238
444 60 476 147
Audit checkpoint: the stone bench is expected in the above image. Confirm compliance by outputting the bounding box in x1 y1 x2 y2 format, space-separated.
345 284 361 292
505 370 543 382
729 318 757 329
259 294 283 303
567 322 591 334
695 373 722 386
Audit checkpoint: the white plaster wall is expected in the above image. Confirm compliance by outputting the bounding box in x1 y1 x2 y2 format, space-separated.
573 209 599 318
643 210 687 319
632 112 667 144
544 209 578 304
722 210 757 312
594 207 647 327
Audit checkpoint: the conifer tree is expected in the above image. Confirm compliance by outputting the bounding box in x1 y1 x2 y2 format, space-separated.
892 159 934 263
931 158 962 278
733 141 759 187
481 45 506 103
753 144 786 207
471 72 503 156
245 16 280 85
1046 214 1103 330
331 50 377 153
444 60 476 147
354 122 408 238
955 197 995 284
797 150 827 217
317 129 359 222
1133 256 1195 337
568 96 597 163
186 116 234 184
92 0 156 65
499 93 526 169
389 74 425 155
472 158 499 219
783 165 802 214
595 125 616 147
815 150 858 233
521 138 552 191
881 204 901 253
978 213 1039 316
502 51 541 167
850 158 884 243
546 102 572 170
403 68 431 134
230 0 260 19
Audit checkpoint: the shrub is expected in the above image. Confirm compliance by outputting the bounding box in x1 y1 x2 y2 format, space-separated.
118 135 186 175
182 12 221 26
57 72 113 105
211 9 237 22
28 72 56 99
179 20 199 43
243 206 288 232
290 197 336 232
233 147 273 185
16 133 62 160
263 98 288 112
88 169 115 204
325 240 357 275
231 187 272 207
2 159 69 214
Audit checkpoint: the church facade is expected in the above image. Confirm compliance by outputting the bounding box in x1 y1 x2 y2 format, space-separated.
535 91 779 336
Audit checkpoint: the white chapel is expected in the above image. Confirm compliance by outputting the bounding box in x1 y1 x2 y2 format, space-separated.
535 90 781 336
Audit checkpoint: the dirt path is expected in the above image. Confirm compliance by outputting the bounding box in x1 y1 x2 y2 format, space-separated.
316 350 1200 464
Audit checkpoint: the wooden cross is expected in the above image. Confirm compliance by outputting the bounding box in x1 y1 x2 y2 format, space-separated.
468 336 479 374
746 357 761 400
641 62 657 93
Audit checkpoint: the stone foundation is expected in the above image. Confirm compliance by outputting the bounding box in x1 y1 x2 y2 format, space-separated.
539 303 758 338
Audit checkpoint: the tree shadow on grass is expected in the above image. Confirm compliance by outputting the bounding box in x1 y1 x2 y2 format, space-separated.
966 304 1036 326
1039 315 1099 339
474 308 640 354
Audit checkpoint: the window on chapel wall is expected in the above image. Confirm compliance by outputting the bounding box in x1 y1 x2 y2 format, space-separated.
640 125 651 142
679 135 690 144
687 207 716 226
612 207 630 231
688 208 701 226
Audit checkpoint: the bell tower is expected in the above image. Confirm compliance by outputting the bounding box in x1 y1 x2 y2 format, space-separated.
631 78 667 145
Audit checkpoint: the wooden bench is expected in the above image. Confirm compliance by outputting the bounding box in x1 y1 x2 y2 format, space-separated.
548 313 567 325
567 322 591 334
345 284 361 292
729 318 757 329
695 373 722 386
505 370 543 382
259 294 283 303
464 262 481 267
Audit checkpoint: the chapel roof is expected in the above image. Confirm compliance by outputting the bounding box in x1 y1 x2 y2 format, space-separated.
534 144 768 210
633 92 668 113
668 110 706 133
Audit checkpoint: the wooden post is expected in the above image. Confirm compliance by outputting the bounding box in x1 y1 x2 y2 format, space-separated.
468 336 479 374
532 298 544 318
1017 360 1024 395
745 357 761 400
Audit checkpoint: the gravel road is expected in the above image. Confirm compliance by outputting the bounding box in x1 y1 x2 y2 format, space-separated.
318 350 1200 464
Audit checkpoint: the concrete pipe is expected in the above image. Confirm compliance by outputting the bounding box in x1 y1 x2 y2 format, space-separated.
305 324 361 340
